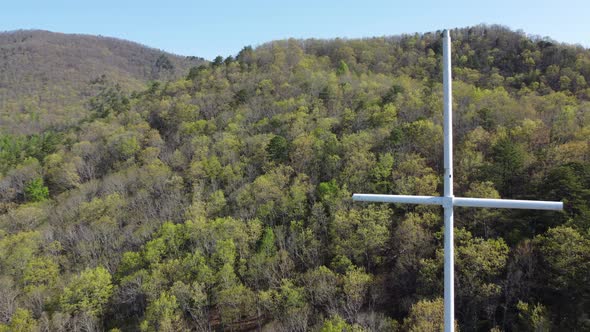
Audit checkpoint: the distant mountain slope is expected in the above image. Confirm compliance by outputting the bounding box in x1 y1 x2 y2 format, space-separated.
0 30 205 134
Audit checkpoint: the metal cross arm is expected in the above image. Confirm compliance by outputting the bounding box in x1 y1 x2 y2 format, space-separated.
352 194 563 211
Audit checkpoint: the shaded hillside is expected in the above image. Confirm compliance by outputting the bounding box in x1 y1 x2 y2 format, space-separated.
0 25 589 331
0 30 205 134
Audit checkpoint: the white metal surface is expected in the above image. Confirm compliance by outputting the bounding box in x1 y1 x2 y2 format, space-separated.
352 194 443 205
443 30 453 199
453 197 563 210
442 29 455 332
352 195 564 211
351 28 562 332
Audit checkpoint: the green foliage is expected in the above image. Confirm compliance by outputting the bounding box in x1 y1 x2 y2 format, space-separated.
141 291 183 332
535 226 590 291
260 279 310 330
44 152 80 192
319 314 365 332
115 135 140 160
332 206 391 270
336 60 350 76
542 162 590 229
186 64 208 80
258 227 277 256
392 154 440 196
24 177 49 202
402 298 457 332
0 132 60 175
89 84 131 118
236 165 311 222
342 266 373 322
483 137 528 195
516 301 552 331
60 266 114 316
533 226 590 329
266 135 290 163
212 55 224 67
370 153 394 193
317 179 341 203
303 266 339 312
216 284 256 326
0 231 41 279
23 256 59 292
420 230 509 330
1 308 37 332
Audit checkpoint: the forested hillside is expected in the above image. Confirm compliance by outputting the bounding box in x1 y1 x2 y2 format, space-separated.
1 25 589 331
0 30 205 135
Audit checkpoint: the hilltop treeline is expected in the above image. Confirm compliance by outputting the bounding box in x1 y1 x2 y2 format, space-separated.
1 25 589 331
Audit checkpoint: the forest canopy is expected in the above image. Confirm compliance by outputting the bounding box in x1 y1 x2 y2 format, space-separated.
0 25 589 331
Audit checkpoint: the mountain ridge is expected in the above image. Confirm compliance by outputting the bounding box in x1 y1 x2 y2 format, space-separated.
0 29 206 134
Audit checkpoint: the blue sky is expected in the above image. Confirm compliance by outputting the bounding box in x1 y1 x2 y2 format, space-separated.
2 0 589 60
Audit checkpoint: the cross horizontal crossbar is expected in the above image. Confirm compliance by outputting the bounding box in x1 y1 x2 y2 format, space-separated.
352 194 563 211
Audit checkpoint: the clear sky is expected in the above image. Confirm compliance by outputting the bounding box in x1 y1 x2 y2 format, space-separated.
2 0 589 60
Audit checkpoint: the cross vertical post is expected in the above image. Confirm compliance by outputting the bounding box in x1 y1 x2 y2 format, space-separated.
352 29 563 332
442 29 455 332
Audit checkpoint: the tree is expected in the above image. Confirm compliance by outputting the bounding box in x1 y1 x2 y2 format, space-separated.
389 212 436 313
24 177 49 202
155 55 174 71
0 308 37 332
533 226 590 330
541 162 590 230
337 60 350 76
419 229 508 330
23 256 59 292
402 298 458 332
319 314 365 332
460 181 501 237
303 266 339 315
216 284 256 328
44 153 80 193
0 277 18 324
88 84 130 117
455 234 508 330
212 56 224 67
170 281 208 330
266 135 289 163
60 266 114 316
0 231 41 280
331 205 391 270
342 267 373 323
483 137 528 196
259 279 310 331
140 291 183 332
392 154 440 196
516 301 552 332
399 119 443 162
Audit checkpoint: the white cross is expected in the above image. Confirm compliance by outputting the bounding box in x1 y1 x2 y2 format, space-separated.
352 30 563 332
